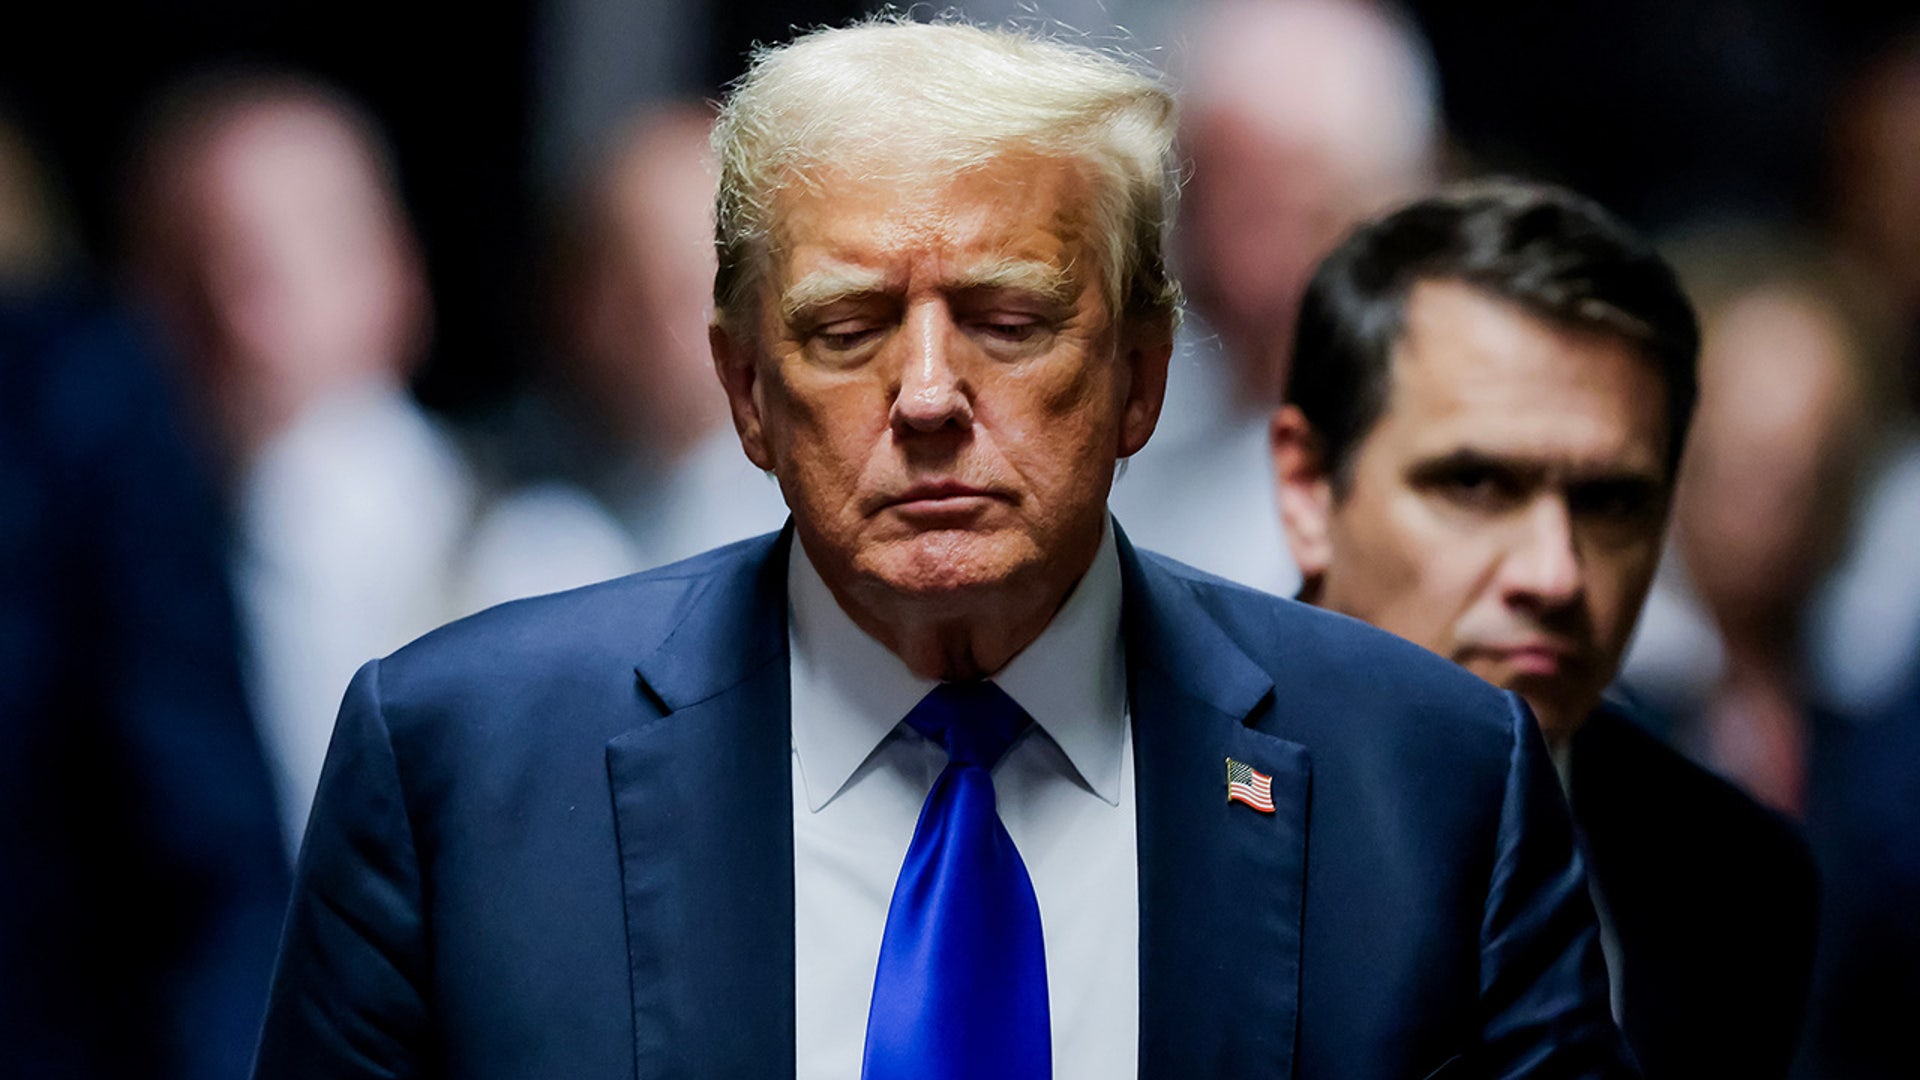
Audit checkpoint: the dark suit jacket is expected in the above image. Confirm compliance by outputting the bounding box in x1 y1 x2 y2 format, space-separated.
255 527 1632 1079
1794 686 1920 1080
1 286 289 1080
1570 704 1819 1078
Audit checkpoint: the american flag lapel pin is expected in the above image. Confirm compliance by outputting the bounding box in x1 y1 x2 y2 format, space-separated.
1226 757 1276 813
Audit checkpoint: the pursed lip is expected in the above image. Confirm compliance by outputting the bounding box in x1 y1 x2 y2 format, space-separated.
1465 640 1583 679
876 480 1009 518
883 480 999 506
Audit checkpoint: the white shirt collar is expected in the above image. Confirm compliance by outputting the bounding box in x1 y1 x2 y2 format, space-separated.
787 520 1128 813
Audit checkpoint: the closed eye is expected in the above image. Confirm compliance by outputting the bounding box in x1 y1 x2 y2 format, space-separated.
814 322 885 351
954 291 1063 358
971 314 1043 343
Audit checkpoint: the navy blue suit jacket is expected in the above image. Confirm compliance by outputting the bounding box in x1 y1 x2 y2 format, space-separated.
2 287 289 1080
1796 679 1920 1080
255 527 1631 1078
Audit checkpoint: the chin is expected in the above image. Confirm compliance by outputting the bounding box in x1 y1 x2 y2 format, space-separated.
857 529 1036 600
1461 666 1587 745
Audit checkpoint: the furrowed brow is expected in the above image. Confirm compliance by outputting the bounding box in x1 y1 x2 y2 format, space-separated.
1407 448 1538 483
1410 447 1664 489
1412 447 1525 472
776 259 1078 326
949 258 1078 308
778 268 893 325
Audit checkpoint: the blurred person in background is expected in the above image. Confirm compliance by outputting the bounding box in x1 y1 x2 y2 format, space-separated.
1676 248 1877 812
1788 70 1920 1056
1272 181 1818 1077
1 113 288 1080
1809 31 1920 718
1108 0 1441 595
1622 230 1890 815
121 71 480 849
460 102 786 608
1833 27 1920 409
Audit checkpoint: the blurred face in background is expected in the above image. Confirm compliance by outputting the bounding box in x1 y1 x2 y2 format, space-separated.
142 96 426 457
1837 47 1920 307
560 108 727 461
1178 108 1362 359
1176 0 1437 402
1277 279 1674 743
1676 286 1863 639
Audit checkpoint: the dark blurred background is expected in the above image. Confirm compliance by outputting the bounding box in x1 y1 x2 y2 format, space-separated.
2 0 874 414
5 0 1914 411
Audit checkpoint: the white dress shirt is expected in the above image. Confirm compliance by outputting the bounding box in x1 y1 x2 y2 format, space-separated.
789 522 1139 1080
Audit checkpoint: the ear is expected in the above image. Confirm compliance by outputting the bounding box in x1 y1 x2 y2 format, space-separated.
1116 312 1174 459
1270 405 1335 588
711 321 776 471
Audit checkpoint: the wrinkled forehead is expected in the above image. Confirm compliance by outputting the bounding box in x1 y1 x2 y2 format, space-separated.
769 144 1096 229
760 153 1103 294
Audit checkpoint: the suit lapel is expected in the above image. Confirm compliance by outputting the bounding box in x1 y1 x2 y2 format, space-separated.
601 526 1310 1078
1121 533 1309 1080
608 531 796 1080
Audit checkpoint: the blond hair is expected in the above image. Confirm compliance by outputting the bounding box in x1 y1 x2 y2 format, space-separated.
711 17 1179 337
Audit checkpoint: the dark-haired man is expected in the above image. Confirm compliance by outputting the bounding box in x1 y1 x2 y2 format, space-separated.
1273 179 1819 1077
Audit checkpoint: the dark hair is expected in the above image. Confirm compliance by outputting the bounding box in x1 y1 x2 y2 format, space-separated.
1286 178 1700 488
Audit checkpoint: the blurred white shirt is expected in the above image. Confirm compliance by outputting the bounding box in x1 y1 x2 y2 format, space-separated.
235 382 477 850
1107 323 1300 597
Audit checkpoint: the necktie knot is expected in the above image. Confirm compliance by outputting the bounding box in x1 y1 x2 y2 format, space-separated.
906 681 1031 769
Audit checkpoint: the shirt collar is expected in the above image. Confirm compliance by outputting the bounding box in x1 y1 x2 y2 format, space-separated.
787 520 1128 813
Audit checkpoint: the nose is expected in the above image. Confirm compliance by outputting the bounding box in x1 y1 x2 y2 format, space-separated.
889 299 972 434
1501 496 1584 612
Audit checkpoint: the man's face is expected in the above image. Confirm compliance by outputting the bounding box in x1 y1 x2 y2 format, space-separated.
190 104 420 395
1275 279 1673 742
715 153 1167 631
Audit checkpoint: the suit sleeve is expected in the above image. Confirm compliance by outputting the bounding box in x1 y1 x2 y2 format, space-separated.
253 659 434 1079
1477 693 1640 1078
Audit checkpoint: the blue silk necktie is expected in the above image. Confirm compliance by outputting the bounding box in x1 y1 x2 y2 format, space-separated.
861 680 1051 1080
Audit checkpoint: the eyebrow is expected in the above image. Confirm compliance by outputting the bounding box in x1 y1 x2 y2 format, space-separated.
778 268 893 326
947 257 1079 308
777 258 1078 326
1407 448 1666 488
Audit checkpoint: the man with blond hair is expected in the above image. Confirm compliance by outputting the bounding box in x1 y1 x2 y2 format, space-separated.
256 20 1630 1079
